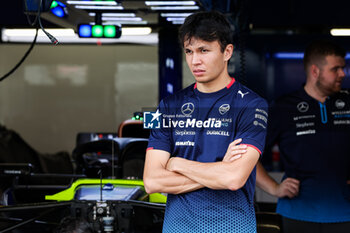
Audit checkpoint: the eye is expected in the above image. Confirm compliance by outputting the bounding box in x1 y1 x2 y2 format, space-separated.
185 49 192 54
201 49 209 53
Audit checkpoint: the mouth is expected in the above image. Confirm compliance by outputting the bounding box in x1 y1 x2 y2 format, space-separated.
336 80 343 85
192 69 205 76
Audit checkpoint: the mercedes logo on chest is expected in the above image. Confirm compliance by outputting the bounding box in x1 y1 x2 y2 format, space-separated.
181 102 195 116
297 102 309 112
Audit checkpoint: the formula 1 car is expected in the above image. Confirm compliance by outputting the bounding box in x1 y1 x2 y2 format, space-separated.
0 132 282 233
0 169 166 233
0 134 166 233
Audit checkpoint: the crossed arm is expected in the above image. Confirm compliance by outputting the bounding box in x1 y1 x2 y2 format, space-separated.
143 139 259 194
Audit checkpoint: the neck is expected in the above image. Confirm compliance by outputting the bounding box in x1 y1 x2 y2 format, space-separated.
196 71 232 93
304 82 327 103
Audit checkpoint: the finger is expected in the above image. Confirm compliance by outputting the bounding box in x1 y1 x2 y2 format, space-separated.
285 183 299 195
286 191 297 198
230 149 247 155
229 154 242 161
286 186 299 196
283 180 300 191
232 144 247 151
223 151 244 162
229 138 242 148
223 153 239 162
280 186 298 198
233 138 242 144
285 178 300 184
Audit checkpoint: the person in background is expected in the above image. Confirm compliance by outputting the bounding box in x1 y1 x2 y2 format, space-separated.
256 40 350 233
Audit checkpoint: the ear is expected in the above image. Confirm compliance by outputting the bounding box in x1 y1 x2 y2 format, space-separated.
310 64 320 79
224 44 234 61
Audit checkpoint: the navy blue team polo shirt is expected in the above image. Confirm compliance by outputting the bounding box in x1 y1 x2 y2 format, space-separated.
147 78 268 233
266 88 350 223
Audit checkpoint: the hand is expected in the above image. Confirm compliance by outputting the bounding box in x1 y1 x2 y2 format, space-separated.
274 178 300 198
223 138 247 162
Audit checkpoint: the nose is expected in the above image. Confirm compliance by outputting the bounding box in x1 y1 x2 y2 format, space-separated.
192 52 201 65
339 68 346 78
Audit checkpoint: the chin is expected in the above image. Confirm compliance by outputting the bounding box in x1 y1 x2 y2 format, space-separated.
194 76 207 83
194 76 214 84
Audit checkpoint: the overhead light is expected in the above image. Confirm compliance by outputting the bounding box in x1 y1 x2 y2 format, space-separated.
78 24 122 38
122 27 152 36
166 17 186 24
145 1 196 6
1 28 158 44
330 29 350 36
2 28 152 37
51 7 67 17
101 17 143 22
75 5 123 10
89 13 136 17
102 21 148 25
166 17 186 21
50 1 68 18
169 20 185 25
151 6 199 10
273 52 304 59
160 13 192 17
2 28 75 37
67 1 118 5
273 52 350 60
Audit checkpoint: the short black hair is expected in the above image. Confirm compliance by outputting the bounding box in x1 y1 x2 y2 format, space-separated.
303 40 346 71
179 11 233 52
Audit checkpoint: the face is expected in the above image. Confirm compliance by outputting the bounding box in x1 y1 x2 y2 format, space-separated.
184 38 232 84
316 55 346 95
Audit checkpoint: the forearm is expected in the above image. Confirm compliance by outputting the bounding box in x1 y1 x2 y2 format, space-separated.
168 147 259 191
256 162 279 196
171 159 238 190
144 163 204 194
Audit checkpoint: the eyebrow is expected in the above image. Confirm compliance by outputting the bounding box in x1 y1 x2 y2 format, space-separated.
184 45 210 50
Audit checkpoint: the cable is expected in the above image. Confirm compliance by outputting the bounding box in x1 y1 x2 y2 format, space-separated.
0 27 38 82
24 0 42 26
25 0 58 44
38 14 59 45
0 0 58 82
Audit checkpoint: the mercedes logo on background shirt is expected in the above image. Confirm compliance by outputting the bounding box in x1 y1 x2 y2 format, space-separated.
181 102 195 116
297 102 309 112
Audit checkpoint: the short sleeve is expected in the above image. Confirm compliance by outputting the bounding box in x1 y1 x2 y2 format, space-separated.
147 99 172 153
235 98 268 155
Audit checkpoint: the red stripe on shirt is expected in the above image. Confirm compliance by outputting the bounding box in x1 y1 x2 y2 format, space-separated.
226 77 235 89
242 144 262 155
194 77 235 90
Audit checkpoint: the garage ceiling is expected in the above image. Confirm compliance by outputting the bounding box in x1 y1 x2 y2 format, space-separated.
1 0 350 36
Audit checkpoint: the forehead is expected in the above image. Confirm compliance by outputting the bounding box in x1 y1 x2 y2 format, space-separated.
183 37 220 48
324 55 345 67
